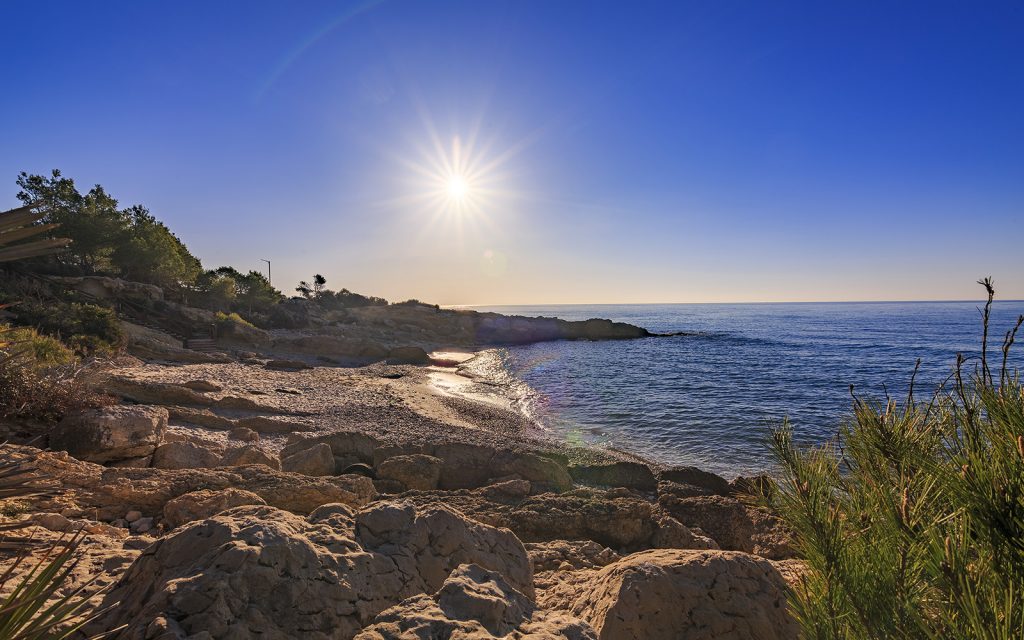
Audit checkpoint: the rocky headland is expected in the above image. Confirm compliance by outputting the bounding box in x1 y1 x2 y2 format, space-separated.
0 277 799 639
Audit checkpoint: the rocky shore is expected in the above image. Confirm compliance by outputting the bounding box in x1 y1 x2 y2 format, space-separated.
0 292 800 638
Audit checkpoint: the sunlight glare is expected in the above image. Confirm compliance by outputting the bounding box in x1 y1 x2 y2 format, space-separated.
447 175 469 201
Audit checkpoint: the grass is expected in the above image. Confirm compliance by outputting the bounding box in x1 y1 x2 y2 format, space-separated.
764 278 1024 639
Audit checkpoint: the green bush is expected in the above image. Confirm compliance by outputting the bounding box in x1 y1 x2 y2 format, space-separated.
12 300 123 355
215 311 257 334
765 279 1024 639
0 325 76 368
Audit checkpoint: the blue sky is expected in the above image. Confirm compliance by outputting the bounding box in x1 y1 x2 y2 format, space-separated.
2 1 1022 304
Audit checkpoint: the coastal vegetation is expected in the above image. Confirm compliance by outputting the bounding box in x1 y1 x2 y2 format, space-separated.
765 279 1024 639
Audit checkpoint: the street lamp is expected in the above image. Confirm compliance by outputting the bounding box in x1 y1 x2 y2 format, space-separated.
260 259 271 285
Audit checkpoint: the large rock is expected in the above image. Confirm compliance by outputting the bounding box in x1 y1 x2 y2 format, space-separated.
568 461 657 491
385 346 431 365
151 440 221 470
401 488 714 552
220 444 281 470
376 454 442 491
162 488 267 528
49 405 167 464
9 444 376 520
357 564 597 639
95 502 533 638
541 549 798 640
281 442 335 476
658 494 793 559
659 466 733 496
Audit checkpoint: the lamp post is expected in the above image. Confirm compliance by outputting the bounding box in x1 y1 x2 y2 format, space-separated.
260 259 271 285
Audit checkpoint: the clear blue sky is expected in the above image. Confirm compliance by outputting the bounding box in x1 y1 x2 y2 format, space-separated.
2 1 1022 304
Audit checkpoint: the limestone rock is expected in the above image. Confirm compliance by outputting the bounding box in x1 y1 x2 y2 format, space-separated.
220 444 281 470
49 405 167 464
357 564 596 640
281 442 335 476
376 454 442 491
659 466 733 496
228 426 260 442
181 379 222 393
11 444 376 520
162 488 267 528
658 494 794 559
541 549 798 640
95 502 533 638
264 358 312 370
568 461 657 491
526 540 621 572
151 440 221 470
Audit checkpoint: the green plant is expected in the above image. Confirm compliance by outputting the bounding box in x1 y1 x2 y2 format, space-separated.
0 326 75 369
765 278 1024 639
215 311 256 331
11 301 122 356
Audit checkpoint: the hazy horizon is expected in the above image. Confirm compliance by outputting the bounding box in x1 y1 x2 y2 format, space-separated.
3 1 1022 305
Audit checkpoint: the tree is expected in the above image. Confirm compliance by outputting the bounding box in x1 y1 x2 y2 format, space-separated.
111 205 201 289
16 170 125 273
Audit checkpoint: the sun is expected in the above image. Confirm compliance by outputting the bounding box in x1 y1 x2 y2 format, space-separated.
447 175 469 201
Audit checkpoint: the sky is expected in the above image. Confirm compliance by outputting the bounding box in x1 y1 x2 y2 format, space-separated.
2 1 1022 305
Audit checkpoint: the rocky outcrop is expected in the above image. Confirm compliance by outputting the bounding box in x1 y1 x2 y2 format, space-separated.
162 488 267 528
281 442 335 476
385 346 431 365
400 487 716 552
220 444 281 469
8 445 376 520
49 405 167 464
95 502 533 639
540 549 798 640
658 494 794 560
376 454 442 491
568 461 657 491
357 564 597 639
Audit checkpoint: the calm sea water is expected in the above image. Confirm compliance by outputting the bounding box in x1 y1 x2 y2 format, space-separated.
470 301 1024 477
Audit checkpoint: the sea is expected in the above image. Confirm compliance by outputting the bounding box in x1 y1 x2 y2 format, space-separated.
466 301 1024 477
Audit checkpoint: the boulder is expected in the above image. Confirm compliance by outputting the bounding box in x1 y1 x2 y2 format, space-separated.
49 405 167 464
376 454 442 491
94 502 532 638
281 442 335 476
658 494 794 559
659 466 733 496
151 440 221 470
541 549 798 640
162 488 267 528
220 445 281 470
228 426 260 442
357 564 597 639
502 453 573 492
569 461 657 492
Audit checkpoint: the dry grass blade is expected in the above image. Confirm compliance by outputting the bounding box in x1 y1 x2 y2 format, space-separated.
0 205 71 264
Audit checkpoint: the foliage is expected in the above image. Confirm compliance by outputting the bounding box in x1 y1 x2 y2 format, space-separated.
214 311 256 333
0 205 71 263
765 278 1024 640
11 301 122 356
0 326 75 368
0 450 112 638
15 170 200 289
197 267 281 316
294 273 387 309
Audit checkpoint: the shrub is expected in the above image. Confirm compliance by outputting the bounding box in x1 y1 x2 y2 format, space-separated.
215 311 257 334
764 278 1024 639
0 325 75 368
12 300 122 355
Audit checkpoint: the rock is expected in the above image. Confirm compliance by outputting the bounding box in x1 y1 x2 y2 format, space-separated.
275 386 303 395
220 445 281 470
281 442 335 476
125 510 142 523
162 488 267 528
31 513 74 532
569 461 657 491
107 455 152 468
105 377 215 406
93 502 533 638
234 415 311 434
657 494 794 560
129 516 154 534
526 540 621 572
541 549 798 640
264 358 312 370
49 405 168 464
401 488 707 552
659 466 733 496
228 426 259 442
377 454 442 491
503 453 573 493
181 380 222 393
151 440 221 470
11 444 376 520
357 564 596 639
167 407 236 430
483 479 532 499
385 346 431 365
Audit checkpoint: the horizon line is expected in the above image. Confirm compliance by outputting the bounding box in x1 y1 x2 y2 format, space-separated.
445 298 1024 308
